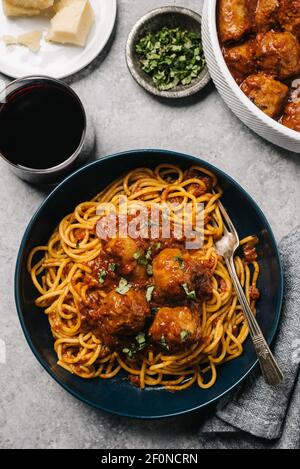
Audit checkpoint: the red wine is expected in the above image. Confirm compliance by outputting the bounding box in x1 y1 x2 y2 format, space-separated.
0 81 85 169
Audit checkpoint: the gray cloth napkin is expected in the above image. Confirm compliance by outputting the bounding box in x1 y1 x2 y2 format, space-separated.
199 226 300 448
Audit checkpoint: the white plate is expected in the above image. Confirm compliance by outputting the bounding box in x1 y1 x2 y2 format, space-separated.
0 0 117 79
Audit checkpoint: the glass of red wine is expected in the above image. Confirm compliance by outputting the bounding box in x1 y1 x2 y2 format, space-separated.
0 75 92 184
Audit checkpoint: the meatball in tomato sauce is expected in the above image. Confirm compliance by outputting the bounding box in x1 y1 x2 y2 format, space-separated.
152 248 193 300
86 290 151 348
104 236 141 276
255 32 300 80
254 0 279 32
217 0 253 44
278 0 300 42
240 73 289 118
223 40 256 84
281 101 300 132
152 247 213 304
149 306 201 353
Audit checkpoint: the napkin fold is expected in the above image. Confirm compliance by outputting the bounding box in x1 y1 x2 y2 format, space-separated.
199 226 300 446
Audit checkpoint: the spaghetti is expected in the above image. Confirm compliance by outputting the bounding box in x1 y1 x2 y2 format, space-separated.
28 164 260 391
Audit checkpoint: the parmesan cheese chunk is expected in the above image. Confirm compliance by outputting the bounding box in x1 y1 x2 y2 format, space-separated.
3 31 42 52
8 0 53 9
53 0 75 12
46 0 94 47
18 31 42 52
2 0 41 16
3 34 18 45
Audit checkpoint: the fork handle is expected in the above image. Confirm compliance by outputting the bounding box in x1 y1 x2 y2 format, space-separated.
225 257 284 386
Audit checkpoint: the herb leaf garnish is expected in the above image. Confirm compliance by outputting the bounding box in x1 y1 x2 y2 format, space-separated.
182 283 196 300
146 264 153 276
135 332 146 348
122 332 147 358
180 330 189 342
146 285 155 302
145 247 152 260
116 278 131 295
174 256 185 269
160 335 170 351
98 269 107 284
133 251 142 260
137 257 148 266
122 347 134 358
135 27 205 91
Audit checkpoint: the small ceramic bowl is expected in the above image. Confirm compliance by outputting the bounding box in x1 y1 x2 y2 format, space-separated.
126 6 211 99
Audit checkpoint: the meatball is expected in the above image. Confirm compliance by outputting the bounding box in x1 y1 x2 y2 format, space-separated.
281 101 300 132
188 252 214 300
278 0 300 42
217 0 253 44
254 0 279 31
256 31 300 80
152 248 192 300
87 290 150 348
152 247 213 303
240 73 289 118
149 306 200 352
104 236 140 275
223 40 256 84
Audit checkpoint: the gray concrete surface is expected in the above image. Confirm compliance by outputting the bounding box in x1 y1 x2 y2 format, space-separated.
0 0 299 449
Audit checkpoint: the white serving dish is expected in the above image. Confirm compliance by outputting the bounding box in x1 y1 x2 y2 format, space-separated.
202 0 300 153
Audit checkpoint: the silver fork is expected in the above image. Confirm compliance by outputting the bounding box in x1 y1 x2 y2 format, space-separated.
215 200 284 386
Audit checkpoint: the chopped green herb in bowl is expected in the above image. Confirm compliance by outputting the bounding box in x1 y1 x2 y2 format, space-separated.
135 27 206 92
126 6 210 98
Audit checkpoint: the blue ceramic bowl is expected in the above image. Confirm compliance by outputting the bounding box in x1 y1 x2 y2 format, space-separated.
15 150 283 418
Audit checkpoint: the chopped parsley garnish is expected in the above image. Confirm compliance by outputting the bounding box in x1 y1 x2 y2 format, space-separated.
145 247 152 260
174 256 185 269
182 283 196 300
133 251 142 260
135 27 205 91
135 248 152 268
151 307 158 315
76 241 80 248
160 335 170 351
134 251 149 265
146 264 153 276
122 333 147 358
136 332 146 347
137 257 148 266
108 263 117 272
155 242 162 250
180 330 189 342
122 347 134 358
116 278 131 295
98 269 107 284
146 285 155 302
